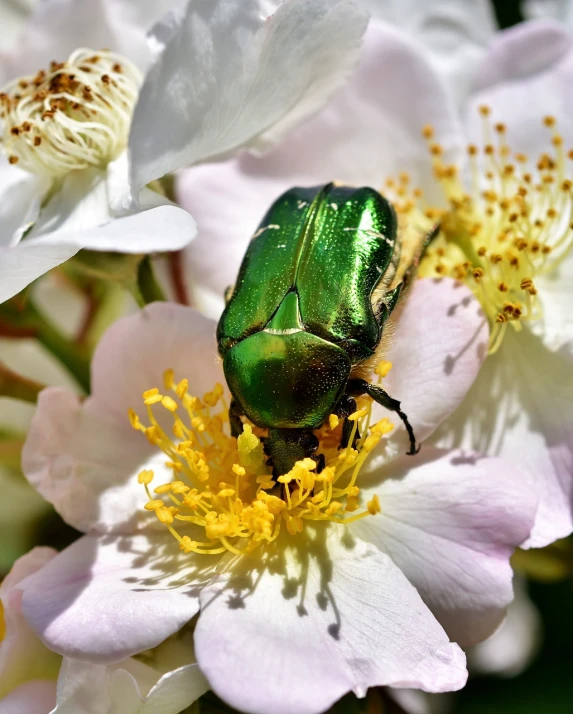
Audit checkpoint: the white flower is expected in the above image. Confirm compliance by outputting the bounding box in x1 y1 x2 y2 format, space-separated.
17 282 537 714
177 15 573 549
0 0 368 304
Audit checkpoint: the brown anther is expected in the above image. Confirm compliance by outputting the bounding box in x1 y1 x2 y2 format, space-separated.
508 213 518 223
473 267 484 280
413 188 423 198
515 153 528 163
512 306 522 318
531 241 541 253
520 278 533 290
568 149 573 160
484 144 494 156
490 254 503 264
18 80 28 89
421 124 434 139
8 155 19 164
562 179 572 191
547 208 557 219
10 126 20 136
542 245 552 254
477 246 487 257
503 303 516 314
503 164 515 175
552 135 563 147
22 122 31 132
495 313 507 323
479 105 491 117
508 255 519 267
113 63 122 73
495 122 506 133
435 264 445 275
498 282 508 292
486 207 495 217
34 136 42 146
543 116 556 127
429 143 443 156
517 187 528 197
101 74 111 84
524 173 532 183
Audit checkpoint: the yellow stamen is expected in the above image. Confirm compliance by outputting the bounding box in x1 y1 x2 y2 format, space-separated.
130 366 392 557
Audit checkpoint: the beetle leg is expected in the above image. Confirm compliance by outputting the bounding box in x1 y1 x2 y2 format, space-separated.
335 394 361 449
312 452 325 474
229 399 244 438
346 378 419 455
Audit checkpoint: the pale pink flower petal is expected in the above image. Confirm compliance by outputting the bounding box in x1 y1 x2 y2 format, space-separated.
20 534 214 663
22 304 221 533
355 448 537 647
467 20 573 154
0 680 57 714
432 327 573 548
378 278 488 451
0 548 60 700
194 530 467 714
178 20 464 314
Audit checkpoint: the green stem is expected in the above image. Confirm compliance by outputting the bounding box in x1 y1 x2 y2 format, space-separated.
137 257 166 305
26 301 91 393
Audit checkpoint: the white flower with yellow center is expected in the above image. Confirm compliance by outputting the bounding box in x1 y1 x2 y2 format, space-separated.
178 15 573 550
0 0 369 304
19 291 536 714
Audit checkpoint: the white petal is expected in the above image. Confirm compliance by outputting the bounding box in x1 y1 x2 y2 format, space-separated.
53 656 208 714
129 0 369 199
355 448 537 646
529 248 573 359
362 2 496 106
0 159 49 247
195 529 466 714
178 20 465 312
0 548 61 699
0 242 79 305
467 20 573 155
0 680 57 714
380 278 488 452
27 168 197 254
20 533 211 663
0 0 181 78
432 328 573 548
22 304 222 533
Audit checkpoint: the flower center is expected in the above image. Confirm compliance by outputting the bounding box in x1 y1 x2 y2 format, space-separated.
0 48 141 177
413 108 573 353
129 366 394 557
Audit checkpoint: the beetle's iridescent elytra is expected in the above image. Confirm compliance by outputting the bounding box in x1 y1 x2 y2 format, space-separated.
217 183 435 476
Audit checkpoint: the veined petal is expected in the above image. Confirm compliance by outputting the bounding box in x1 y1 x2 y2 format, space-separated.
355 448 536 647
195 529 466 714
22 304 222 533
432 328 573 548
178 21 465 315
20 534 214 663
379 278 488 453
129 0 369 201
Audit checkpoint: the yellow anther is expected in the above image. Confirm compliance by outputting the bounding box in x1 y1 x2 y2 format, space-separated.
161 396 178 412
176 379 189 399
329 414 340 430
367 495 381 515
348 409 367 422
163 368 175 390
363 433 381 452
543 115 556 127
145 499 164 511
374 360 393 377
144 393 163 405
171 481 190 495
156 506 177 524
143 388 159 399
154 484 172 494
137 469 153 485
218 488 235 498
421 124 434 139
232 464 246 477
128 409 141 430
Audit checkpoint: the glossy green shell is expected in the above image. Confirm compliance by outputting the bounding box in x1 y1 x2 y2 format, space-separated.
217 183 398 430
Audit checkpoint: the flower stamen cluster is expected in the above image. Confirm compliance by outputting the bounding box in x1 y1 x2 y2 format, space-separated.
414 109 573 353
0 48 141 177
129 368 393 557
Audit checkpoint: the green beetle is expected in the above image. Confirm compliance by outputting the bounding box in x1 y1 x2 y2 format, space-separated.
217 183 435 477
